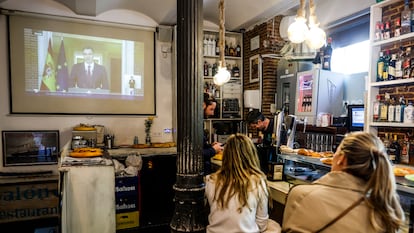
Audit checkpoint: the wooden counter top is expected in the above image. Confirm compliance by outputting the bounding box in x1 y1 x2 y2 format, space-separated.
107 147 177 157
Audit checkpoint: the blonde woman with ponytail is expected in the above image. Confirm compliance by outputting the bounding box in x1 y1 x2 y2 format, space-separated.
282 132 405 233
205 133 281 233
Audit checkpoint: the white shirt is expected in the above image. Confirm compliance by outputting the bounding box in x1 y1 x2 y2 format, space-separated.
205 175 269 233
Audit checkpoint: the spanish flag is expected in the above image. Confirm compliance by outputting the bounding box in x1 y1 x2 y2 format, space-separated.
40 38 56 92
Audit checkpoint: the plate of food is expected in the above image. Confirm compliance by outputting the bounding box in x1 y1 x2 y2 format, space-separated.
320 157 333 165
69 147 103 158
405 174 414 182
394 167 414 177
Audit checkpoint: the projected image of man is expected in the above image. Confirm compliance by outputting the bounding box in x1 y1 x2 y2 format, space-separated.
69 47 109 90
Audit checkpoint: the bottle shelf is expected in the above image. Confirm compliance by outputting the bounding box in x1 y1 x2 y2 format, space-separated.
204 76 241 80
370 78 414 87
369 121 414 127
203 55 242 60
372 32 414 47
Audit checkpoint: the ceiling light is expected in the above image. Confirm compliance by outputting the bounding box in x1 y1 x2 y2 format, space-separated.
213 0 231 86
288 0 326 49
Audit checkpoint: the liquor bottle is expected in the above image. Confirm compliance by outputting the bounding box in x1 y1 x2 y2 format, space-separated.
379 93 389 122
208 36 215 56
383 21 391 39
204 61 209 76
212 62 217 76
383 50 390 81
374 21 382 41
403 47 412 78
236 44 241 57
376 52 385 82
322 37 332 71
394 17 401 38
312 49 322 66
225 41 229 56
231 64 240 77
373 94 381 122
401 135 410 164
404 101 414 123
203 36 208 56
389 134 401 164
388 97 395 122
411 4 414 32
208 63 213 76
388 53 396 80
395 96 405 123
401 0 412 34
229 42 235 57
395 47 403 79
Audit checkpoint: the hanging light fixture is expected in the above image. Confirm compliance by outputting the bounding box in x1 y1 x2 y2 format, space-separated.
287 0 308 44
213 0 231 86
288 0 326 49
305 0 326 49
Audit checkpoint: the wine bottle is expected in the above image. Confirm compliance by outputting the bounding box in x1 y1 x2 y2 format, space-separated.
404 101 414 123
403 47 412 78
401 0 412 34
394 17 401 37
389 134 401 164
383 50 390 81
231 64 240 77
395 96 405 123
388 54 396 80
374 21 382 41
401 135 410 164
380 93 389 122
395 47 403 79
388 97 395 122
373 94 381 122
376 52 385 82
236 44 241 57
322 37 332 71
203 36 208 56
383 21 391 39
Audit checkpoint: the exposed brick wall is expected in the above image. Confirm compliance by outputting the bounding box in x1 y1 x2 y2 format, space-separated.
380 1 414 104
375 1 414 139
243 16 285 135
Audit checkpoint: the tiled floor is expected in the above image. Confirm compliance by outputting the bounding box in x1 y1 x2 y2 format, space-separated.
118 224 171 233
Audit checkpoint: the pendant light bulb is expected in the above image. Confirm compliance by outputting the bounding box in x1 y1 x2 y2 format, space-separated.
287 16 309 43
305 25 326 49
213 66 231 86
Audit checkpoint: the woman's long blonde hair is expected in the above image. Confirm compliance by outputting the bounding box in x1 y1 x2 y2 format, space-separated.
209 133 268 212
339 132 405 232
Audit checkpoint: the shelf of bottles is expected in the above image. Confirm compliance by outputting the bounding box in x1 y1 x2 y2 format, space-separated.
203 30 243 121
368 0 414 168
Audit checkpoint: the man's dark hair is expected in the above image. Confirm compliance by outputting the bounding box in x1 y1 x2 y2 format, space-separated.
246 109 265 124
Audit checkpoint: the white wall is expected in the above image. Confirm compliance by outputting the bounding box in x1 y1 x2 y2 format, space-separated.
316 0 376 27
0 0 175 173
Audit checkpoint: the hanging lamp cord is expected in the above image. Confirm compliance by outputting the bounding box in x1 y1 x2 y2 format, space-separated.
219 0 226 68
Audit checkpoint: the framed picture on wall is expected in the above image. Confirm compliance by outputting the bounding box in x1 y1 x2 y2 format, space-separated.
249 55 261 83
2 130 60 166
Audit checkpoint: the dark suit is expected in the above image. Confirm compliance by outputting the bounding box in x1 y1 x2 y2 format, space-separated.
69 62 109 89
